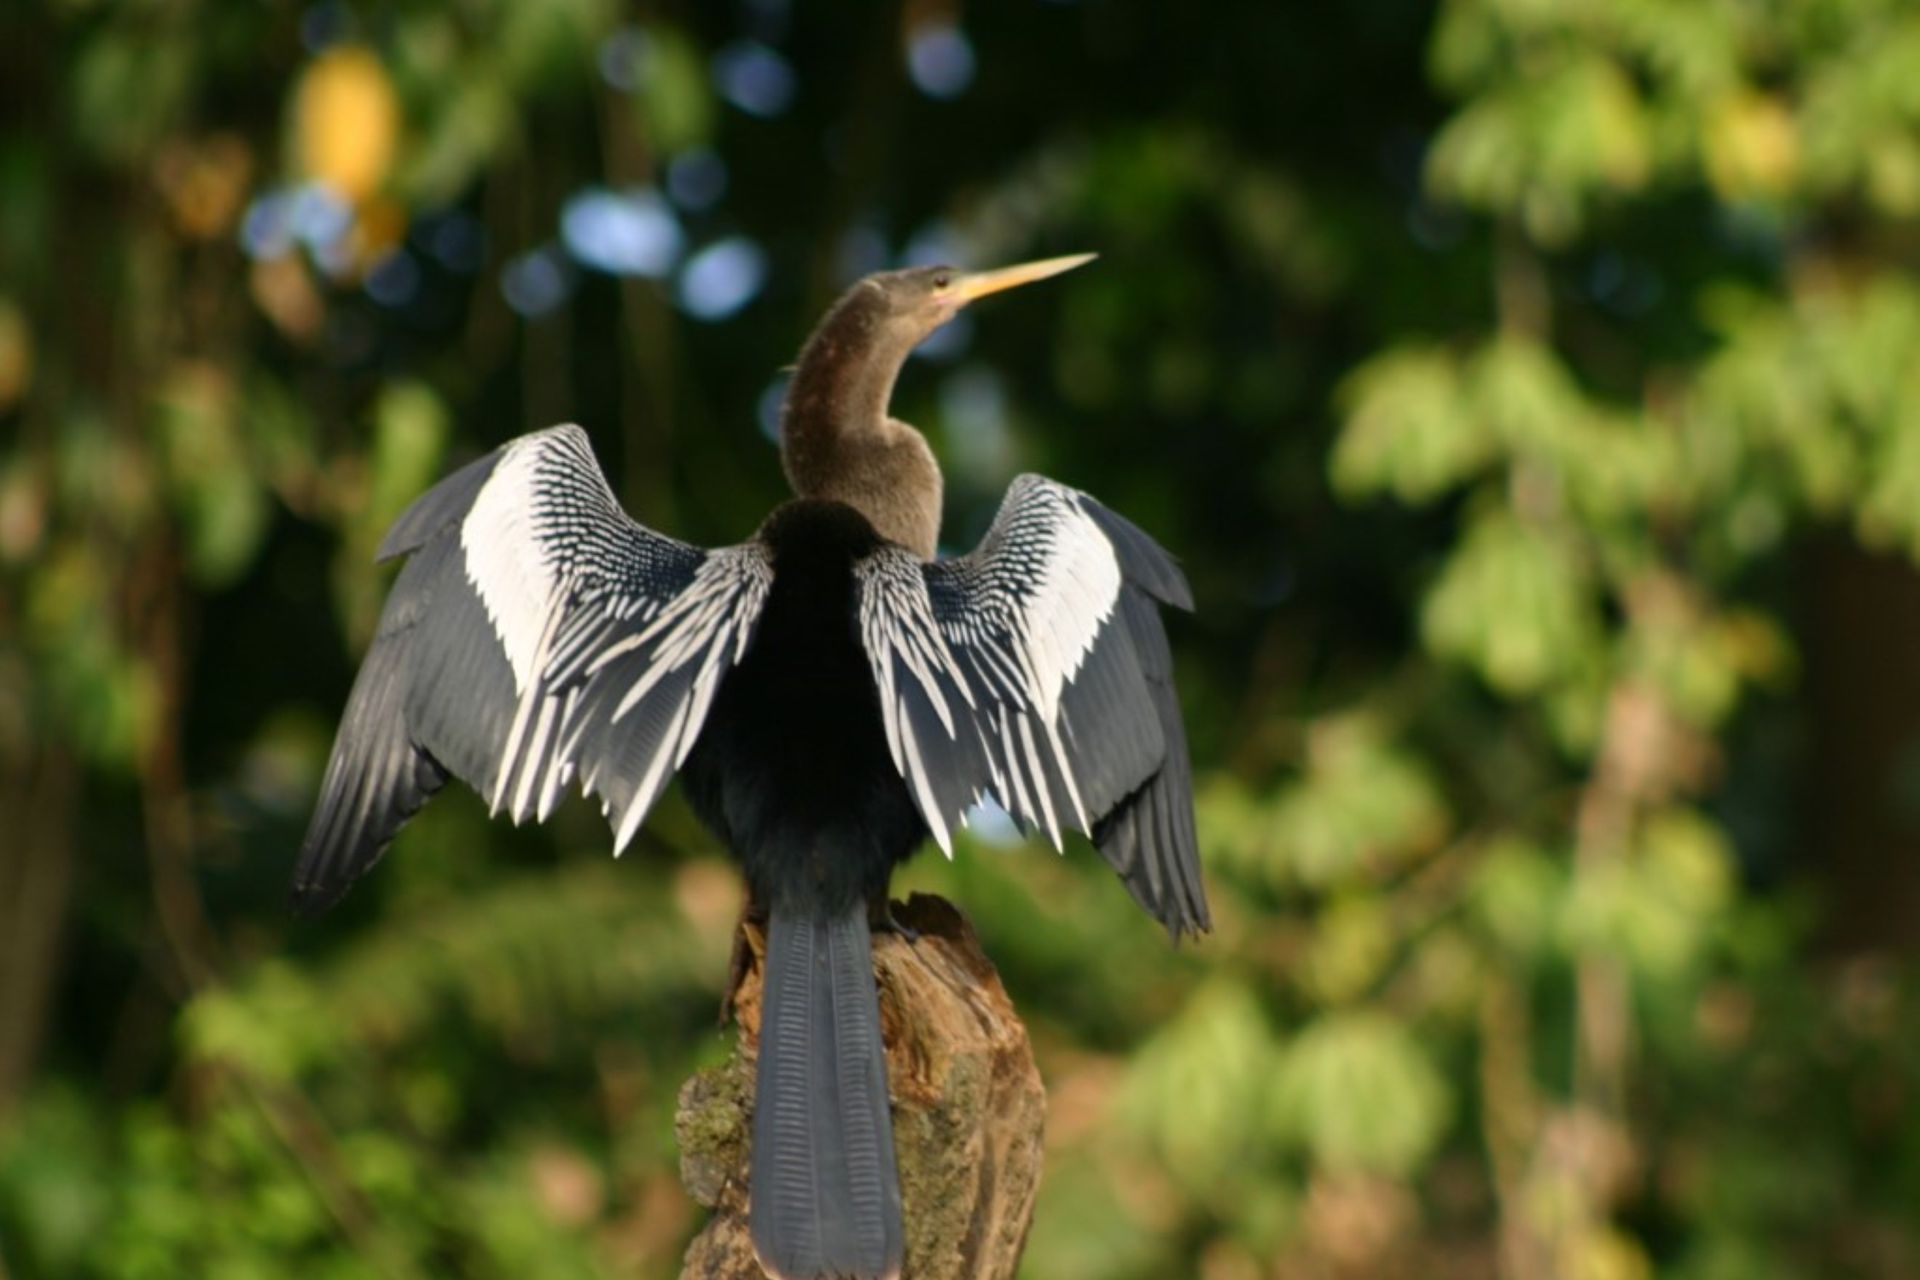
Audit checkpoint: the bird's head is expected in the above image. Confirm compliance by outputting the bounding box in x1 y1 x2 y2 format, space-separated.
783 251 1095 555
859 252 1097 346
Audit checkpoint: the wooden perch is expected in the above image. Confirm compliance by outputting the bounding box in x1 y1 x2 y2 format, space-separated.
675 893 1045 1280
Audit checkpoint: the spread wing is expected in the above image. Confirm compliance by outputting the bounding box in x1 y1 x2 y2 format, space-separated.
292 424 771 912
854 475 1208 938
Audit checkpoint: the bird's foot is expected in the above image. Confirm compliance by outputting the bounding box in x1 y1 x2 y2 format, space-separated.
869 897 922 945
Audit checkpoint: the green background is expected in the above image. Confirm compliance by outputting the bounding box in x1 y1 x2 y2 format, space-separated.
5 0 1920 1276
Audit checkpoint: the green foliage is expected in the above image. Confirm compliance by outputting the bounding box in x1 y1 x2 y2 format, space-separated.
1429 51 1654 243
1561 808 1737 980
1333 345 1496 503
1269 1010 1452 1177
628 26 715 155
2 867 719 1278
154 368 269 587
1469 835 1566 959
1123 981 1282 1193
1422 506 1603 698
6 1 1920 1277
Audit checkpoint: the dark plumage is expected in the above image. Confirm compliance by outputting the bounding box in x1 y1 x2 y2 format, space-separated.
680 499 923 918
294 255 1206 1280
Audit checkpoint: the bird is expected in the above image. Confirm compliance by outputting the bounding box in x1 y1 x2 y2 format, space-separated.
292 253 1208 1280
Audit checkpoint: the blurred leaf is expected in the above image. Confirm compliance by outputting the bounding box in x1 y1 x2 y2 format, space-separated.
1469 835 1566 959
247 374 323 510
1798 16 1920 212
26 539 160 767
636 25 715 152
1427 53 1652 242
1704 91 1800 200
402 73 516 206
334 381 450 643
70 25 195 165
1270 1010 1451 1176
1561 808 1735 979
1472 334 1587 457
1216 713 1450 890
1302 894 1397 1004
1333 345 1492 504
0 1087 114 1275
367 381 451 536
155 363 271 587
181 963 336 1083
496 0 616 91
1122 981 1283 1193
1422 507 1602 696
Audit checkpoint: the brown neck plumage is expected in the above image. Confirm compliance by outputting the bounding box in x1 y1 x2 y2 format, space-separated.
780 282 943 559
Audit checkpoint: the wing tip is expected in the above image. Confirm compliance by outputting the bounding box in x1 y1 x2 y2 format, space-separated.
287 874 351 918
1161 898 1214 943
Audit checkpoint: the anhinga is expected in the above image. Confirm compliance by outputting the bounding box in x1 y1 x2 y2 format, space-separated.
294 254 1208 1280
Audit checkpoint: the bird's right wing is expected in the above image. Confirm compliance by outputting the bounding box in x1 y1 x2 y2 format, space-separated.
293 424 772 912
854 475 1209 937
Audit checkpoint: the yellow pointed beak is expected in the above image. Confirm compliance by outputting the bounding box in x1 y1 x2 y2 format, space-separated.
951 252 1097 304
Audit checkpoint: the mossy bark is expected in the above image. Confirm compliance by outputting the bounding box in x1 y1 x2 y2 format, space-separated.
676 894 1045 1280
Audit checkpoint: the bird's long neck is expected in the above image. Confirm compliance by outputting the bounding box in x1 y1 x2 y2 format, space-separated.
781 285 943 559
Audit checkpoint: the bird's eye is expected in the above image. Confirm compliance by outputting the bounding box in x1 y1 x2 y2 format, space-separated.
932 272 953 290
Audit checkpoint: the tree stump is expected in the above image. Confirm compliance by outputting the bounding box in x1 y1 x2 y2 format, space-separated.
675 893 1045 1280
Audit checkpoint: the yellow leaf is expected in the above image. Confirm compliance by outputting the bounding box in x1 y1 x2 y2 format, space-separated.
1705 91 1799 200
294 46 400 203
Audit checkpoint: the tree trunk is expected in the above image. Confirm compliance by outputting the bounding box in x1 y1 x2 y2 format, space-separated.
675 893 1045 1280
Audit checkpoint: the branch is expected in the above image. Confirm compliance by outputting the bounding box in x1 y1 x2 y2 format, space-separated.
676 894 1045 1280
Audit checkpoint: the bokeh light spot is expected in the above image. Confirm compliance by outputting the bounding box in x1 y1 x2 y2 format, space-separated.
907 24 975 100
240 190 300 260
598 26 651 92
713 42 796 117
364 250 421 308
501 246 572 318
423 212 486 274
560 188 684 278
677 236 768 320
667 149 729 212
290 183 353 253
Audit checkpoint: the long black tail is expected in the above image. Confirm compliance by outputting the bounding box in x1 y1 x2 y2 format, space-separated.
751 907 903 1280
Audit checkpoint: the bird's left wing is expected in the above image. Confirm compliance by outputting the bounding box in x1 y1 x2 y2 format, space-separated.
854 475 1209 937
293 424 772 912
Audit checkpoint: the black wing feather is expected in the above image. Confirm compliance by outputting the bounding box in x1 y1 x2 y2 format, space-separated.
293 425 770 912
1092 586 1208 935
292 546 457 912
855 475 1208 938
